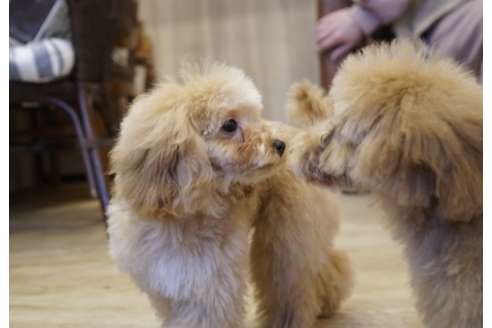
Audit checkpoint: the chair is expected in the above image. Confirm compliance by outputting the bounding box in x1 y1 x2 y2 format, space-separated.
317 0 394 91
9 0 138 218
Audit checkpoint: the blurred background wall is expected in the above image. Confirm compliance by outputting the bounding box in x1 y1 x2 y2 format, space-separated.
138 0 320 123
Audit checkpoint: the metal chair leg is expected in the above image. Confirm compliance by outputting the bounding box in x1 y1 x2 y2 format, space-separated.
46 96 98 199
76 87 110 214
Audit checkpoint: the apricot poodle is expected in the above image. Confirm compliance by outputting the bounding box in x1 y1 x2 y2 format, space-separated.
107 62 353 328
287 40 482 328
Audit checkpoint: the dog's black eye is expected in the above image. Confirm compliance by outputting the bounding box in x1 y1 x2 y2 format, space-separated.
222 119 237 133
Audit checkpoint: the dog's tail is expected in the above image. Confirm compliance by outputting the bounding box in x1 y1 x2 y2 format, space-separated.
286 80 333 127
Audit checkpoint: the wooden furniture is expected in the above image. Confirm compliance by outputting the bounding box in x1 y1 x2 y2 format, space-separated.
9 0 139 218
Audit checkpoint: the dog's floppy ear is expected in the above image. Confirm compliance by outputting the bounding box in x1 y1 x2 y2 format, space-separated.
110 90 218 219
331 40 483 222
345 109 482 222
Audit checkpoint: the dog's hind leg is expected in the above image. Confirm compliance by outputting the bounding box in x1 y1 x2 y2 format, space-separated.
251 170 353 328
250 221 321 328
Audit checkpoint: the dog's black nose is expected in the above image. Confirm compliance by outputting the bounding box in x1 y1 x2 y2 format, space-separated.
272 139 286 156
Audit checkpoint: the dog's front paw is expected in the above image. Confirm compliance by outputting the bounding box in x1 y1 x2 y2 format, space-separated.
289 120 333 178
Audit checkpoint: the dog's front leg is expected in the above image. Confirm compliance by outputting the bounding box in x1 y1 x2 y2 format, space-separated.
151 221 250 328
157 296 246 328
395 213 483 328
146 250 249 328
110 210 251 328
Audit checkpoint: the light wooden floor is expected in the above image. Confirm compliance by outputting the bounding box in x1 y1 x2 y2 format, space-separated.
10 184 422 328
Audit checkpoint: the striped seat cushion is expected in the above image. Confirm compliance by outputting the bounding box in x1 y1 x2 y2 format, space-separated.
9 38 75 83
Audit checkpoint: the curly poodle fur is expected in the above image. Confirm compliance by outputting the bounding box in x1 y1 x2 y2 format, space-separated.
107 62 353 328
287 40 482 328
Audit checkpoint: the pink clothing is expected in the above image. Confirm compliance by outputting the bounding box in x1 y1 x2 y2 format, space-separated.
348 0 472 37
425 0 483 80
346 0 482 80
348 0 411 36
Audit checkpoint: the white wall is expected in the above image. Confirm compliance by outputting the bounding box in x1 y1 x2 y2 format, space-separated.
138 0 320 123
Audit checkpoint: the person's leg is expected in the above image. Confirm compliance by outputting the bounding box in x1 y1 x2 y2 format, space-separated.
424 0 483 81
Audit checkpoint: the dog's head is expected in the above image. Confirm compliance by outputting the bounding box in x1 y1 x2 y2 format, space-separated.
110 62 286 218
291 40 483 222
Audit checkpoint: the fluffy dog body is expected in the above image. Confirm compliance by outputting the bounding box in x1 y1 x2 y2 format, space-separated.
288 41 482 328
107 63 353 328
